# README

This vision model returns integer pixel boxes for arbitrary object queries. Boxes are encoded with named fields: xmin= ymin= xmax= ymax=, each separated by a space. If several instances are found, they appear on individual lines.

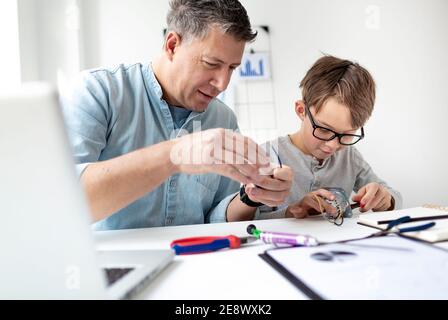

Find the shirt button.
xmin=170 ymin=181 xmax=177 ymax=188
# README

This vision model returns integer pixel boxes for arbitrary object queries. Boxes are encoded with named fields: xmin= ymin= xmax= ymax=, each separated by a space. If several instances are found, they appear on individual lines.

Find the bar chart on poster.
xmin=239 ymin=51 xmax=270 ymax=80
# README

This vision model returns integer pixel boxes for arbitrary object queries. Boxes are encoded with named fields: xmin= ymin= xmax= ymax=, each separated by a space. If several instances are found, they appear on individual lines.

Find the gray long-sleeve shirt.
xmin=256 ymin=135 xmax=403 ymax=219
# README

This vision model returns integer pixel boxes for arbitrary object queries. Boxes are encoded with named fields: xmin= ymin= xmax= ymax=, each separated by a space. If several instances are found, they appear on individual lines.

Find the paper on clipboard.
xmin=260 ymin=235 xmax=448 ymax=300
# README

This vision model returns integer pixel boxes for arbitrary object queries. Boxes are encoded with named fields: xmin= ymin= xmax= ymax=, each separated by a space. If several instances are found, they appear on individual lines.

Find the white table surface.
xmin=94 ymin=215 xmax=448 ymax=300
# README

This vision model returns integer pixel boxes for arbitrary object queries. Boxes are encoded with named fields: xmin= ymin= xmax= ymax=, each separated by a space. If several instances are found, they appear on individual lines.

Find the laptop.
xmin=0 ymin=83 xmax=174 ymax=299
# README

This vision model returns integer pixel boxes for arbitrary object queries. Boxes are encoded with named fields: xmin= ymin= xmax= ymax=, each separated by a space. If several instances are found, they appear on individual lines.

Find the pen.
xmin=247 ymin=224 xmax=319 ymax=247
xmin=270 ymin=146 xmax=282 ymax=211
xmin=270 ymin=145 xmax=282 ymax=168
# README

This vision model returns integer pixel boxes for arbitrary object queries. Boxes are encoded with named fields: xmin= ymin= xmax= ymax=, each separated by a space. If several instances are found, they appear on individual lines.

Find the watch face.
xmin=240 ymin=185 xmax=263 ymax=207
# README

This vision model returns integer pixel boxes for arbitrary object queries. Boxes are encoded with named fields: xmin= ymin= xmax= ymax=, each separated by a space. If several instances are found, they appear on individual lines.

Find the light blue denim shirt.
xmin=62 ymin=63 xmax=240 ymax=230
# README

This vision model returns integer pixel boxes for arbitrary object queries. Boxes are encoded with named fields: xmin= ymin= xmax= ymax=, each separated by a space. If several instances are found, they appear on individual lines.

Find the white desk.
xmin=94 ymin=216 xmax=448 ymax=300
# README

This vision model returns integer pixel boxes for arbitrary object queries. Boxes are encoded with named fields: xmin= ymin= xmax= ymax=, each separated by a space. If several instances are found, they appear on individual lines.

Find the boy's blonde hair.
xmin=300 ymin=55 xmax=376 ymax=128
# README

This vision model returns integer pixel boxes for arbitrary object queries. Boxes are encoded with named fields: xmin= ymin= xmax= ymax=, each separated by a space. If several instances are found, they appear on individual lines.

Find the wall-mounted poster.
xmin=238 ymin=52 xmax=271 ymax=80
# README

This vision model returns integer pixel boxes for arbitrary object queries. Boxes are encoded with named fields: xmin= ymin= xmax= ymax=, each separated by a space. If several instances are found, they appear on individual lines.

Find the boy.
xmin=231 ymin=55 xmax=402 ymax=220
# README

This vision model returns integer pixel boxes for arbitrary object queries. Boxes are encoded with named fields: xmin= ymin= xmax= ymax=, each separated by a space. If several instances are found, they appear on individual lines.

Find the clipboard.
xmin=259 ymin=235 xmax=448 ymax=300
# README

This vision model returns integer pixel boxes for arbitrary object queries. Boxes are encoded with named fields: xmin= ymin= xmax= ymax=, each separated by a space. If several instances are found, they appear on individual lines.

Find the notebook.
xmin=357 ymin=206 xmax=448 ymax=243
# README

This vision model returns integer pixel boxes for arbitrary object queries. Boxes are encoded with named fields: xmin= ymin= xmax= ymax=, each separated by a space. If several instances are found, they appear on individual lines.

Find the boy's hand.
xmin=352 ymin=182 xmax=393 ymax=212
xmin=244 ymin=166 xmax=293 ymax=207
xmin=285 ymin=189 xmax=337 ymax=219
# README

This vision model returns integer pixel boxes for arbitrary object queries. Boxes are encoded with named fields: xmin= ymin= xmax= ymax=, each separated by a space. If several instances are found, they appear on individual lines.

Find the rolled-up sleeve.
xmin=205 ymin=177 xmax=240 ymax=223
xmin=61 ymin=72 xmax=110 ymax=177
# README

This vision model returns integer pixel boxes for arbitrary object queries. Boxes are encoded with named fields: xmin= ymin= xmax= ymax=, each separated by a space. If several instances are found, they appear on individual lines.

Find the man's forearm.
xmin=226 ymin=195 xmax=257 ymax=222
xmin=81 ymin=140 xmax=177 ymax=222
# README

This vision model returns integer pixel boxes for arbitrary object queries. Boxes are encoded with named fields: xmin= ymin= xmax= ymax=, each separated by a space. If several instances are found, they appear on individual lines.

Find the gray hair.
xmin=167 ymin=0 xmax=257 ymax=42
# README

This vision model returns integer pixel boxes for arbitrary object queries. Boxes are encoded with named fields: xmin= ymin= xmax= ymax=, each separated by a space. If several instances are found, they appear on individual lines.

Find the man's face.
xmin=168 ymin=26 xmax=245 ymax=111
xmin=299 ymin=98 xmax=360 ymax=160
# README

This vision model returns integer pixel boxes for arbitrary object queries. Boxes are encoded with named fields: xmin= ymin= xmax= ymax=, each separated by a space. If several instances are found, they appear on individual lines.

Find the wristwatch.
xmin=239 ymin=185 xmax=263 ymax=207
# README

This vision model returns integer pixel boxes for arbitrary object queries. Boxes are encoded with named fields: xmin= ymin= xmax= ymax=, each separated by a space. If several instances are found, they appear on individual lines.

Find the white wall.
xmin=0 ymin=0 xmax=21 ymax=87
xmin=17 ymin=0 xmax=83 ymax=83
xmin=16 ymin=0 xmax=39 ymax=82
xmin=17 ymin=0 xmax=448 ymax=208
xmin=80 ymin=0 xmax=169 ymax=69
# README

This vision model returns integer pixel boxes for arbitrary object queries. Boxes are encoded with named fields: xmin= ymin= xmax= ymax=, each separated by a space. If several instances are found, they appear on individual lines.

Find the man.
xmin=63 ymin=0 xmax=292 ymax=230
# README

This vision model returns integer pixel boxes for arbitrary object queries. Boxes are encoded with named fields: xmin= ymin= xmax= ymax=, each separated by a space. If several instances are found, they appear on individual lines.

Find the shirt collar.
xmin=145 ymin=63 xmax=203 ymax=118
xmin=146 ymin=63 xmax=164 ymax=100
xmin=286 ymin=134 xmax=330 ymax=167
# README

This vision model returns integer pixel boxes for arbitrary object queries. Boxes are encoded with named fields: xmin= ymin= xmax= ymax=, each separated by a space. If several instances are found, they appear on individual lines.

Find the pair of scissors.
xmin=170 ymin=235 xmax=257 ymax=255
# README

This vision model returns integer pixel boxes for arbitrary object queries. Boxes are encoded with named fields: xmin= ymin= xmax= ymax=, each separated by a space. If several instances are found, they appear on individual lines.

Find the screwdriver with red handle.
xmin=170 ymin=235 xmax=257 ymax=255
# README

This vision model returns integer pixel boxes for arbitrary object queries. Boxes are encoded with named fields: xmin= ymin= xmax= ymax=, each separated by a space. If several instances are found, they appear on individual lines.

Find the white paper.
xmin=266 ymin=235 xmax=448 ymax=299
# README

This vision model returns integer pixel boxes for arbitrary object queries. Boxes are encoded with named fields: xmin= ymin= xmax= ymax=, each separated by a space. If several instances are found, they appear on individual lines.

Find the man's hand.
xmin=244 ymin=166 xmax=293 ymax=207
xmin=352 ymin=182 xmax=393 ymax=212
xmin=170 ymin=128 xmax=271 ymax=185
xmin=285 ymin=189 xmax=337 ymax=219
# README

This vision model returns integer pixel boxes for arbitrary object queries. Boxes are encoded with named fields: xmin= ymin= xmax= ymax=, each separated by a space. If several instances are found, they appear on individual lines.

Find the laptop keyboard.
xmin=103 ymin=268 xmax=134 ymax=287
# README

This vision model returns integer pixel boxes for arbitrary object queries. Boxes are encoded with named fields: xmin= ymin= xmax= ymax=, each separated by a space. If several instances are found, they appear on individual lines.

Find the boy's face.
xmin=165 ymin=26 xmax=245 ymax=112
xmin=296 ymin=97 xmax=361 ymax=160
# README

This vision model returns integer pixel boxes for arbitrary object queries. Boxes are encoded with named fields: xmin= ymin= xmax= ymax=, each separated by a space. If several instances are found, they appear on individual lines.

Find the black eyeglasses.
xmin=304 ymin=105 xmax=364 ymax=146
